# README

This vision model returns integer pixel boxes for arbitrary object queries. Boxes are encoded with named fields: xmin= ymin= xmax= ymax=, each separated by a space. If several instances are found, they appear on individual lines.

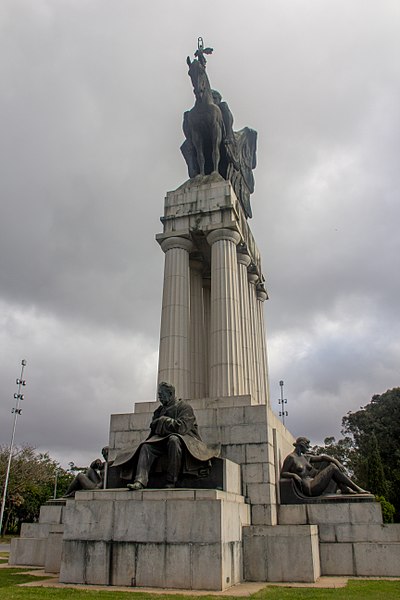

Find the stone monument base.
xmin=278 ymin=501 xmax=400 ymax=577
xmin=59 ymin=488 xmax=250 ymax=591
xmin=9 ymin=500 xmax=65 ymax=572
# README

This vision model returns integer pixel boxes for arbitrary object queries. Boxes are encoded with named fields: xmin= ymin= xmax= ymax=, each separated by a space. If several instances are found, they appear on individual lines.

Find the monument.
xmin=10 ymin=39 xmax=400 ymax=589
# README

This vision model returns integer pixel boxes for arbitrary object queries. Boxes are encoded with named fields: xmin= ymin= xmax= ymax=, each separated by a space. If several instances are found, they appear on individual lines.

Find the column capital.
xmin=207 ymin=228 xmax=241 ymax=247
xmin=237 ymin=250 xmax=252 ymax=268
xmin=248 ymin=263 xmax=260 ymax=285
xmin=256 ymin=283 xmax=269 ymax=302
xmin=160 ymin=236 xmax=193 ymax=254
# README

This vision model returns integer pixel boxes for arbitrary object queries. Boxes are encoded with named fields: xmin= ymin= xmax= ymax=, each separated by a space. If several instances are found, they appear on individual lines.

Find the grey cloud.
xmin=0 ymin=1 xmax=399 ymax=465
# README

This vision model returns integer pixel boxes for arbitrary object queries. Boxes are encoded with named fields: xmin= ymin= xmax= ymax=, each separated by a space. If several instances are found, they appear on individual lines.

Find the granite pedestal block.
xmin=59 ymin=488 xmax=250 ymax=591
xmin=278 ymin=500 xmax=400 ymax=577
xmin=9 ymin=500 xmax=65 ymax=569
xmin=243 ymin=524 xmax=320 ymax=582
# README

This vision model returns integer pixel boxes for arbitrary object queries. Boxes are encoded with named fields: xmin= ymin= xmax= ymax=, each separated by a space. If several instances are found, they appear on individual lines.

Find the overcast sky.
xmin=0 ymin=1 xmax=399 ymax=468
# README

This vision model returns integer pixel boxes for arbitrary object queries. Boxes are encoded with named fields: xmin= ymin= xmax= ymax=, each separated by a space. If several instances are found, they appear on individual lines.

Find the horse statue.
xmin=181 ymin=40 xmax=258 ymax=219
xmin=182 ymin=54 xmax=224 ymax=176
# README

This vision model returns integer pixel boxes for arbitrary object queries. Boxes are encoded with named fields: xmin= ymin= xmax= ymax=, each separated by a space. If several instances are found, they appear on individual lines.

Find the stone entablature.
xmin=158 ymin=176 xmax=262 ymax=276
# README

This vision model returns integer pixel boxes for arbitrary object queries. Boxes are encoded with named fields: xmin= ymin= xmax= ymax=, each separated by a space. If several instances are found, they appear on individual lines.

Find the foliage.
xmin=311 ymin=435 xmax=356 ymax=474
xmin=366 ymin=433 xmax=387 ymax=497
xmin=342 ymin=387 xmax=400 ymax=520
xmin=376 ymin=496 xmax=396 ymax=524
xmin=0 ymin=445 xmax=73 ymax=535
xmin=313 ymin=388 xmax=400 ymax=522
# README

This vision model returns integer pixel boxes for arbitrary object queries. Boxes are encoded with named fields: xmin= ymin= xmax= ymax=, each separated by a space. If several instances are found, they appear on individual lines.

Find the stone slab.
xmin=20 ymin=522 xmax=51 ymax=539
xmin=279 ymin=501 xmax=382 ymax=526
xmin=45 ymin=531 xmax=64 ymax=573
xmin=243 ymin=524 xmax=320 ymax=582
xmin=319 ymin=522 xmax=400 ymax=543
xmin=320 ymin=543 xmax=354 ymax=575
xmin=354 ymin=542 xmax=400 ymax=576
xmin=39 ymin=503 xmax=65 ymax=524
xmin=9 ymin=537 xmax=47 ymax=566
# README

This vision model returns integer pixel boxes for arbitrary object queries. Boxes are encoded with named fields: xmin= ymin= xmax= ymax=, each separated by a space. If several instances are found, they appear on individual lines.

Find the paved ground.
xmin=2 ymin=562 xmax=399 ymax=595
xmin=16 ymin=570 xmax=350 ymax=594
xmin=0 ymin=544 xmax=10 ymax=552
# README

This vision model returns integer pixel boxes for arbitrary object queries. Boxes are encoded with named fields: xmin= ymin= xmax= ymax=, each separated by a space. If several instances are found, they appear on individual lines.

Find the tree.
xmin=366 ymin=432 xmax=387 ymax=497
xmin=313 ymin=388 xmax=400 ymax=522
xmin=311 ymin=435 xmax=356 ymax=474
xmin=342 ymin=387 xmax=400 ymax=519
xmin=0 ymin=445 xmax=73 ymax=534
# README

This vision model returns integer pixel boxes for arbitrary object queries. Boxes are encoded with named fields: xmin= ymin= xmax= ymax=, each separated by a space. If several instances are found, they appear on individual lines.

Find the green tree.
xmin=342 ymin=387 xmax=400 ymax=519
xmin=0 ymin=445 xmax=73 ymax=534
xmin=366 ymin=432 xmax=387 ymax=497
xmin=311 ymin=435 xmax=356 ymax=474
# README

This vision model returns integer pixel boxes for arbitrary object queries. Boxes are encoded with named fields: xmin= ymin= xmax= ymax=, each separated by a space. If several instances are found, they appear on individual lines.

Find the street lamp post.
xmin=278 ymin=379 xmax=288 ymax=426
xmin=0 ymin=360 xmax=27 ymax=536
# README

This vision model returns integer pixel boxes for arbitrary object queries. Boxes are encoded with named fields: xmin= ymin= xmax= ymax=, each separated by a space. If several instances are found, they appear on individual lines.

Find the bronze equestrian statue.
xmin=181 ymin=38 xmax=257 ymax=219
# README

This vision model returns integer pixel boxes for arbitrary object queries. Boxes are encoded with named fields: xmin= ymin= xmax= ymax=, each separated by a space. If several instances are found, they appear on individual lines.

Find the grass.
xmin=0 ymin=534 xmax=18 ymax=544
xmin=0 ymin=567 xmax=399 ymax=600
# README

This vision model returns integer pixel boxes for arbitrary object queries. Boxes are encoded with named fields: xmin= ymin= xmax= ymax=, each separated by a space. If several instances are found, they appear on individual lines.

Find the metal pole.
xmin=278 ymin=379 xmax=288 ymax=426
xmin=0 ymin=360 xmax=27 ymax=536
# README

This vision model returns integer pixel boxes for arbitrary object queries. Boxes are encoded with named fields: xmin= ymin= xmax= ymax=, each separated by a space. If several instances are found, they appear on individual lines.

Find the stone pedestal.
xmin=59 ymin=488 xmax=250 ymax=591
xmin=9 ymin=500 xmax=65 ymax=572
xmin=243 ymin=524 xmax=320 ymax=582
xmin=279 ymin=502 xmax=400 ymax=577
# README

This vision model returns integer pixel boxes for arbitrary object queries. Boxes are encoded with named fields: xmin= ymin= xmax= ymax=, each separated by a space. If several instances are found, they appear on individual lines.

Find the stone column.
xmin=202 ymin=276 xmax=211 ymax=398
xmin=248 ymin=269 xmax=260 ymax=403
xmin=207 ymin=228 xmax=244 ymax=397
xmin=158 ymin=236 xmax=193 ymax=399
xmin=189 ymin=258 xmax=206 ymax=399
xmin=237 ymin=246 xmax=253 ymax=398
xmin=256 ymin=283 xmax=269 ymax=406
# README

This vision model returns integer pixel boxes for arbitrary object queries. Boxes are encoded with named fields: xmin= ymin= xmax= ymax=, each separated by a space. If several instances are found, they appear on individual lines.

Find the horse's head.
xmin=187 ymin=57 xmax=211 ymax=103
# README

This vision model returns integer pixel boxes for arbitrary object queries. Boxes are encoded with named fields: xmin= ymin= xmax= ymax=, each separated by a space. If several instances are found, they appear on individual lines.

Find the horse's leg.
xmin=192 ymin=131 xmax=205 ymax=175
xmin=211 ymin=126 xmax=222 ymax=174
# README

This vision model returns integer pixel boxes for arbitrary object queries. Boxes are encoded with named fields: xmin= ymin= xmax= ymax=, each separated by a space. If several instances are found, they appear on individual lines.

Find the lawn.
xmin=0 ymin=566 xmax=399 ymax=600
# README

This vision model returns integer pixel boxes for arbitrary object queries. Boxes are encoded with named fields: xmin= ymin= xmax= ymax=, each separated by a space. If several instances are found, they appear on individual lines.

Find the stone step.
xmin=321 ymin=541 xmax=400 ymax=577
xmin=319 ymin=522 xmax=400 ymax=543
xmin=243 ymin=524 xmax=320 ymax=583
xmin=278 ymin=501 xmax=383 ymax=526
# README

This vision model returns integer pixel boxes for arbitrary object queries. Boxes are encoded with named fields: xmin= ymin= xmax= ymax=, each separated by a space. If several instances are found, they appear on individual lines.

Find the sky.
xmin=0 ymin=0 xmax=399 ymax=468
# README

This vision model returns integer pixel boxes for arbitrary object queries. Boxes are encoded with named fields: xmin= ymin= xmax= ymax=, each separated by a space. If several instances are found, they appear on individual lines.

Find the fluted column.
xmin=256 ymin=283 xmax=269 ymax=405
xmin=158 ymin=236 xmax=193 ymax=399
xmin=189 ymin=258 xmax=206 ymax=399
xmin=248 ymin=269 xmax=260 ymax=403
xmin=237 ymin=246 xmax=253 ymax=398
xmin=202 ymin=276 xmax=211 ymax=398
xmin=207 ymin=228 xmax=244 ymax=397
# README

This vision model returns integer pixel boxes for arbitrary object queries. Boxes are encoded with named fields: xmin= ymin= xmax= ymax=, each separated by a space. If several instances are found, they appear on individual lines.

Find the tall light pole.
xmin=0 ymin=360 xmax=27 ymax=536
xmin=278 ymin=379 xmax=288 ymax=426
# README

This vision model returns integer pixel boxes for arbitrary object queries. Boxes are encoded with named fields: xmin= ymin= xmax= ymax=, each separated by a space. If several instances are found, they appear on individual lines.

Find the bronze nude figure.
xmin=63 ymin=447 xmax=109 ymax=497
xmin=281 ymin=437 xmax=369 ymax=497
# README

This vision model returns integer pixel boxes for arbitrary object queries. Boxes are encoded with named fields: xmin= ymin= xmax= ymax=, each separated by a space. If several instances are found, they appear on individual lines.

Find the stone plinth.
xmin=59 ymin=488 xmax=250 ymax=591
xmin=243 ymin=524 xmax=320 ymax=582
xmin=9 ymin=500 xmax=65 ymax=571
xmin=278 ymin=501 xmax=400 ymax=577
xmin=109 ymin=396 xmax=295 ymax=527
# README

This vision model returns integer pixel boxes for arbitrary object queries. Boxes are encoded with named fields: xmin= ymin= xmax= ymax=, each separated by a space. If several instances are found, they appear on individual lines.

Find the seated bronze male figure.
xmin=113 ymin=382 xmax=219 ymax=490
